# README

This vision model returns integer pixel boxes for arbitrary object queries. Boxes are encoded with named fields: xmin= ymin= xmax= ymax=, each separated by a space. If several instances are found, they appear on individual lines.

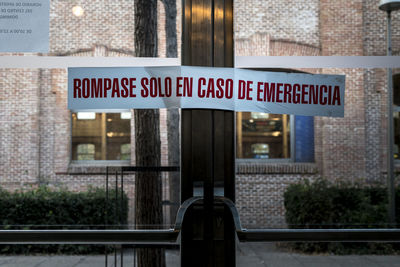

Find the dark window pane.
xmin=295 ymin=116 xmax=314 ymax=162
xmin=394 ymin=74 xmax=400 ymax=107
xmin=395 ymin=112 xmax=400 ymax=160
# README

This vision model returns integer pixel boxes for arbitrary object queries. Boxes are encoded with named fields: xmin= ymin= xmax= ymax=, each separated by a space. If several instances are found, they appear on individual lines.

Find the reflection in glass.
xmin=72 ymin=5 xmax=84 ymax=17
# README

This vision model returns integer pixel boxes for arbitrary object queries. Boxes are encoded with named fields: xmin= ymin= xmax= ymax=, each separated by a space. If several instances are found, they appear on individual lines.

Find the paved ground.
xmin=236 ymin=243 xmax=400 ymax=267
xmin=1 ymin=243 xmax=400 ymax=266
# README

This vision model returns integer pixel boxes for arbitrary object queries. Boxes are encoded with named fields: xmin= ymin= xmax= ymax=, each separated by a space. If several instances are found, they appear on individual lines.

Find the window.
xmin=237 ymin=112 xmax=290 ymax=159
xmin=71 ymin=112 xmax=131 ymax=161
xmin=236 ymin=112 xmax=314 ymax=162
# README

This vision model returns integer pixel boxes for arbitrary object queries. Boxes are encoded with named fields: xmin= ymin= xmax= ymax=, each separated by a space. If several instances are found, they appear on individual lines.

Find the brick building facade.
xmin=1 ymin=0 xmax=399 ymax=227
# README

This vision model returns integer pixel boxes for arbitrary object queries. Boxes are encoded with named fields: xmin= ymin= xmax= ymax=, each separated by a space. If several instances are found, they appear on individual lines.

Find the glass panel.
xmin=0 ymin=0 xmax=182 ymax=264
xmin=1 ymin=0 xmax=400 ymax=263
xmin=237 ymin=112 xmax=290 ymax=159
xmin=236 ymin=68 xmax=397 ymax=232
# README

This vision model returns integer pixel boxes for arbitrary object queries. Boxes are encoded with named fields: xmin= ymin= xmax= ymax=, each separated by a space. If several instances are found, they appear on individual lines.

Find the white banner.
xmin=0 ymin=0 xmax=49 ymax=52
xmin=68 ymin=66 xmax=345 ymax=117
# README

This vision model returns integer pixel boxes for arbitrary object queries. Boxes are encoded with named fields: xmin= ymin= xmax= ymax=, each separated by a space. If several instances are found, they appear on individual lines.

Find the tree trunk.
xmin=134 ymin=110 xmax=165 ymax=267
xmin=161 ymin=0 xmax=177 ymax=58
xmin=134 ymin=0 xmax=165 ymax=266
xmin=167 ymin=109 xmax=180 ymax=224
xmin=160 ymin=0 xmax=180 ymax=225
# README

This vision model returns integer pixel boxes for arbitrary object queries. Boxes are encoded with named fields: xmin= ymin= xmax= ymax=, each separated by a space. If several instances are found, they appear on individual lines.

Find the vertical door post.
xmin=181 ymin=0 xmax=235 ymax=266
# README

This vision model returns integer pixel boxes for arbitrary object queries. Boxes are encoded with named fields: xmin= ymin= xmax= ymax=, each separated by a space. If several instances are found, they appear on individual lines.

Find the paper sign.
xmin=68 ymin=66 xmax=345 ymax=117
xmin=0 ymin=0 xmax=49 ymax=52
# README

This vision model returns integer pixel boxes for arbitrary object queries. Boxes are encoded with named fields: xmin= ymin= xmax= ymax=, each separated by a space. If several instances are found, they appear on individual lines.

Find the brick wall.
xmin=234 ymin=0 xmax=320 ymax=47
xmin=236 ymin=172 xmax=320 ymax=227
xmin=0 ymin=69 xmax=41 ymax=188
xmin=50 ymin=0 xmax=135 ymax=54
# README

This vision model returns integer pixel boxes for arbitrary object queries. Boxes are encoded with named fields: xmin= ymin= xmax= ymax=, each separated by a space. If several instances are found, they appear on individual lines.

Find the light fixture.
xmin=121 ymin=112 xmax=132 ymax=119
xmin=251 ymin=112 xmax=269 ymax=119
xmin=77 ymin=112 xmax=95 ymax=120
xmin=379 ymin=0 xmax=400 ymax=11
xmin=72 ymin=5 xmax=84 ymax=17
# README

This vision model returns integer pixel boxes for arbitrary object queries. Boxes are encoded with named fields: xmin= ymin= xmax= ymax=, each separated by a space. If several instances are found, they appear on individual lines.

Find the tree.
xmin=160 ymin=0 xmax=180 ymax=225
xmin=134 ymin=0 xmax=165 ymax=266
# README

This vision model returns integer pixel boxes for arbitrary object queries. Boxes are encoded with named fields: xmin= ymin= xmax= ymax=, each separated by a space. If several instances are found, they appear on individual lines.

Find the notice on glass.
xmin=0 ymin=0 xmax=49 ymax=52
xmin=68 ymin=66 xmax=346 ymax=117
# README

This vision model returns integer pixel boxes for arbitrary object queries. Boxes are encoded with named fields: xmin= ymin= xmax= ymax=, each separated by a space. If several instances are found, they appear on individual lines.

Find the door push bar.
xmin=0 ymin=196 xmax=400 ymax=244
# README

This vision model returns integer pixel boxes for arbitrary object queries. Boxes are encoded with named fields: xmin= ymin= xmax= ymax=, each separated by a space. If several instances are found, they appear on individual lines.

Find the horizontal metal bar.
xmin=2 ymin=55 xmax=400 ymax=69
xmin=121 ymin=166 xmax=180 ymax=172
xmin=0 ymin=56 xmax=180 ymax=68
xmin=235 ymin=56 xmax=400 ymax=68
xmin=122 ymin=244 xmax=179 ymax=249
xmin=0 ymin=230 xmax=179 ymax=245
xmin=1 ymin=229 xmax=400 ymax=244
xmin=237 ymin=229 xmax=400 ymax=242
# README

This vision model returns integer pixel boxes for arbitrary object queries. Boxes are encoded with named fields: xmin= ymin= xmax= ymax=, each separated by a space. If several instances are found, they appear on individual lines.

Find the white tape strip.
xmin=235 ymin=56 xmax=400 ymax=69
xmin=1 ymin=56 xmax=398 ymax=69
xmin=0 ymin=56 xmax=180 ymax=68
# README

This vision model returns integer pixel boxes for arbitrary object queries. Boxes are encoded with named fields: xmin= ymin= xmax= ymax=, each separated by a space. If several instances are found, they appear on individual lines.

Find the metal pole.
xmin=386 ymin=10 xmax=396 ymax=225
xmin=120 ymin=169 xmax=124 ymax=267
xmin=105 ymin=166 xmax=109 ymax=267
xmin=120 ymin=170 xmax=123 ymax=225
xmin=115 ymin=171 xmax=119 ymax=226
xmin=115 ymin=171 xmax=118 ymax=265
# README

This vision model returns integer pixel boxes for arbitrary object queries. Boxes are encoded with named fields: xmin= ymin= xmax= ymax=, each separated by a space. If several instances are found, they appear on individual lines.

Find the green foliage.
xmin=284 ymin=179 xmax=400 ymax=254
xmin=0 ymin=186 xmax=128 ymax=254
